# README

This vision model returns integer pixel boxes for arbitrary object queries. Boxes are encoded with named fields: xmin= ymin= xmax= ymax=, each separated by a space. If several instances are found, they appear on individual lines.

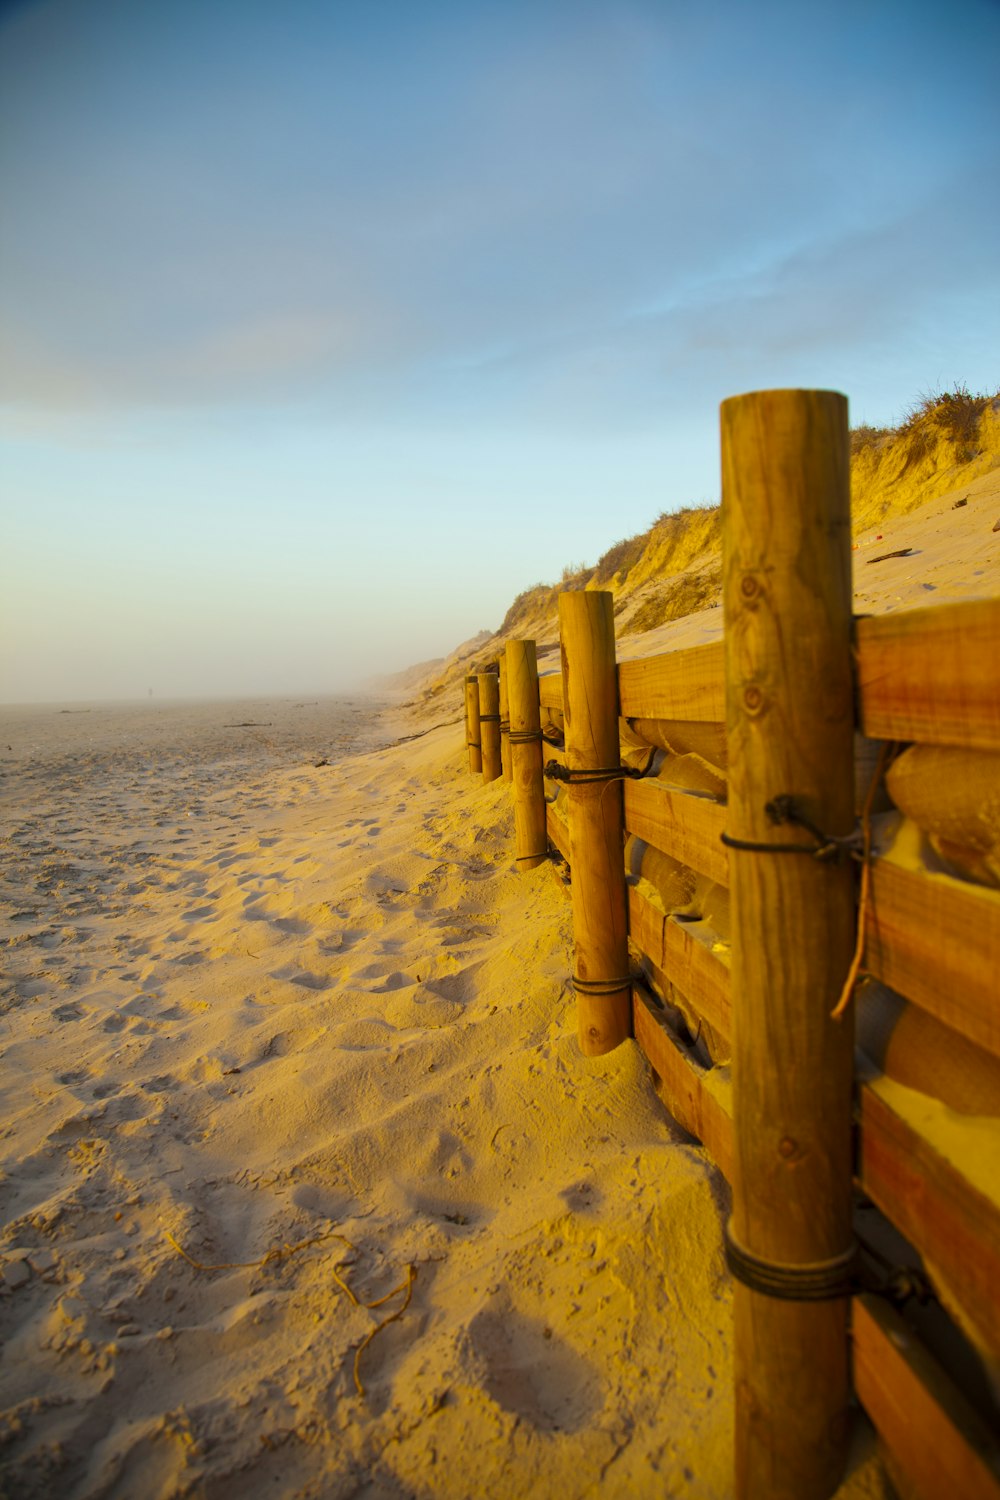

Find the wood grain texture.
xmin=498 ymin=657 xmax=512 ymax=782
xmin=856 ymin=599 xmax=1000 ymax=750
xmin=624 ymin=779 xmax=728 ymax=887
xmin=852 ymin=1294 xmax=1000 ymax=1500
xmin=477 ymin=672 xmax=502 ymax=783
xmin=857 ymin=1081 xmax=1000 ymax=1361
xmin=723 ymin=388 xmax=855 ymax=1499
xmin=865 ymin=855 xmax=1000 ymax=1060
xmin=505 ymin=640 xmax=547 ymax=871
xmin=538 ymin=671 xmax=564 ymax=710
xmin=559 ymin=591 xmax=631 ymax=1055
xmin=618 ymin=639 xmax=725 ymax=722
xmin=464 ymin=675 xmax=482 ymax=775
xmin=632 ymin=986 xmax=733 ymax=1181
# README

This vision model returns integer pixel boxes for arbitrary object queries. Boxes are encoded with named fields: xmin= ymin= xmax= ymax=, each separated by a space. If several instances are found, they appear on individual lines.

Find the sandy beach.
xmin=3 ymin=0 xmax=997 ymax=1486
xmin=2 ymin=470 xmax=998 ymax=1498
xmin=0 ymin=694 xmax=746 ymax=1499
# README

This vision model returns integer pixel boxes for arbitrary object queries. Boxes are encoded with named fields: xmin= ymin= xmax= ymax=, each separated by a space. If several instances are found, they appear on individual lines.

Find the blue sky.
xmin=2 ymin=0 xmax=998 ymax=702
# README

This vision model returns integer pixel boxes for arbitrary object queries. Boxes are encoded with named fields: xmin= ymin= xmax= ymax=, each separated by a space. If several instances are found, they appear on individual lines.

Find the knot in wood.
xmin=740 ymin=573 xmax=760 ymax=601
xmin=743 ymin=685 xmax=765 ymax=715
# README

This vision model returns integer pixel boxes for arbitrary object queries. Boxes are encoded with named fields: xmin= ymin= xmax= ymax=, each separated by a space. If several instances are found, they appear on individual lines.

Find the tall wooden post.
xmin=498 ymin=657 xmax=513 ymax=782
xmin=722 ymin=390 xmax=855 ymax=1498
xmin=464 ymin=675 xmax=482 ymax=774
xmin=559 ymin=591 xmax=631 ymax=1056
xmin=478 ymin=671 xmax=502 ymax=783
xmin=505 ymin=640 xmax=547 ymax=870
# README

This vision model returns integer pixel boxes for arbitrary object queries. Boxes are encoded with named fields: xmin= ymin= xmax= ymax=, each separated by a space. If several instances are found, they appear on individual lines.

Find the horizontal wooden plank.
xmin=855 ymin=599 xmax=1000 ymax=750
xmin=866 ymin=854 xmax=1000 ymax=1061
xmin=857 ymin=1080 xmax=1000 ymax=1361
xmin=618 ymin=639 xmax=725 ymax=723
xmin=853 ymin=1294 xmax=1000 ymax=1500
xmin=538 ymin=672 xmax=564 ymax=710
xmin=632 ymin=986 xmax=733 ymax=1182
xmin=628 ymin=885 xmax=732 ymax=1048
xmin=545 ymin=799 xmax=571 ymax=864
xmin=624 ymin=779 xmax=729 ymax=887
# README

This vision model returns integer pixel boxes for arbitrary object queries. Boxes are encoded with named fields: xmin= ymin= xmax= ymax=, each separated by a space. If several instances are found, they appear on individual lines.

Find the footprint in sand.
xmin=328 ymin=1017 xmax=397 ymax=1052
xmin=315 ymin=928 xmax=364 ymax=955
xmin=384 ymin=990 xmax=462 ymax=1029
xmin=469 ymin=1302 xmax=601 ymax=1434
xmin=17 ymin=978 xmax=49 ymax=1000
xmin=52 ymin=1002 xmax=87 ymax=1023
xmin=181 ymin=904 xmax=217 ymax=922
xmin=257 ymin=1025 xmax=328 ymax=1060
xmin=140 ymin=1074 xmax=177 ymax=1094
xmin=268 ymin=966 xmax=332 ymax=992
xmin=243 ymin=896 xmax=312 ymax=937
xmin=156 ymin=999 xmax=210 ymax=1021
xmin=370 ymin=971 xmax=416 ymax=993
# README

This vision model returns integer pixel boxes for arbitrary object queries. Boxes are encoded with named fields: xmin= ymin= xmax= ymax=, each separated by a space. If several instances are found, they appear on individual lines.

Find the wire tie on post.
xmin=724 ymin=1221 xmax=858 ymax=1301
xmin=508 ymin=729 xmax=544 ymax=745
xmin=721 ymin=794 xmax=864 ymax=863
xmin=572 ymin=974 xmax=635 ymax=997
xmin=544 ymin=759 xmax=644 ymax=785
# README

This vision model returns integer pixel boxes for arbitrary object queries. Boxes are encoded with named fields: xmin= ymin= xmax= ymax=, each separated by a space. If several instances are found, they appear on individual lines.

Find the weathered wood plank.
xmin=618 ymin=639 xmax=725 ymax=723
xmin=538 ymin=671 xmax=564 ymax=710
xmin=852 ymin=1294 xmax=1000 ymax=1500
xmin=855 ymin=599 xmax=1000 ymax=750
xmin=632 ymin=986 xmax=733 ymax=1182
xmin=866 ymin=855 xmax=1000 ymax=1061
xmin=858 ymin=1081 xmax=1000 ymax=1360
xmin=624 ymin=779 xmax=728 ymax=887
xmin=627 ymin=884 xmax=732 ymax=1048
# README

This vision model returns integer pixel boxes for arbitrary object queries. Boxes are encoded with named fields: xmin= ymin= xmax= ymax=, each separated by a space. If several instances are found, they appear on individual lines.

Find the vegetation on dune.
xmin=417 ymin=386 xmax=999 ymax=702
xmin=851 ymin=385 xmax=997 ymax=466
xmin=850 ymin=384 xmax=999 ymax=529
xmin=499 ymin=583 xmax=551 ymax=636
xmin=624 ymin=562 xmax=722 ymax=633
xmin=592 ymin=530 xmax=652 ymax=586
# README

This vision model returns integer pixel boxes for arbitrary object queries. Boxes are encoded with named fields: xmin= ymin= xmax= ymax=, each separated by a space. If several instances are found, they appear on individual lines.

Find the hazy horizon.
xmin=0 ymin=685 xmax=399 ymax=710
xmin=3 ymin=0 xmax=999 ymax=703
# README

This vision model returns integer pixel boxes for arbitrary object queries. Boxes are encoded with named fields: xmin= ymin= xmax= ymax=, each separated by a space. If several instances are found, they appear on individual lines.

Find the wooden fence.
xmin=461 ymin=390 xmax=1000 ymax=1499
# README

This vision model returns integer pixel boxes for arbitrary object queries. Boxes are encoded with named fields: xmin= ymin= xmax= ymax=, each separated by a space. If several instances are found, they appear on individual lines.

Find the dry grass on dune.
xmin=418 ymin=387 xmax=1000 ymax=706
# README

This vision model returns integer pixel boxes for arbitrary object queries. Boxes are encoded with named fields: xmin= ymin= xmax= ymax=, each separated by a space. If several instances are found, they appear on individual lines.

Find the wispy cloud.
xmin=3 ymin=0 xmax=997 ymax=424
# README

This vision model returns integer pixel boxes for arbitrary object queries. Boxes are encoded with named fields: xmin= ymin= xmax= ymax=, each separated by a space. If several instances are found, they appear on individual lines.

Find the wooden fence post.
xmin=505 ymin=640 xmax=547 ymax=870
xmin=498 ymin=657 xmax=513 ymax=782
xmin=465 ymin=675 xmax=482 ymax=774
xmin=478 ymin=671 xmax=502 ymax=783
xmin=721 ymin=389 xmax=855 ymax=1498
xmin=559 ymin=590 xmax=631 ymax=1056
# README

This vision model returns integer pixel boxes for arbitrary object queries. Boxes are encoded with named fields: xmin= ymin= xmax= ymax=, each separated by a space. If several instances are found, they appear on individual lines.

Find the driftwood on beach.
xmin=462 ymin=387 xmax=1000 ymax=1500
